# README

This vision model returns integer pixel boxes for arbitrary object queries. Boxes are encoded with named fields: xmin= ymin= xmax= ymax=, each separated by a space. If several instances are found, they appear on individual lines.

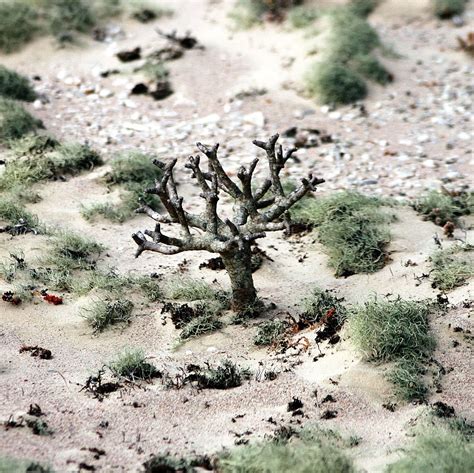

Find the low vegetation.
xmin=254 ymin=319 xmax=287 ymax=346
xmin=179 ymin=308 xmax=223 ymax=340
xmin=0 ymin=1 xmax=38 ymax=53
xmin=0 ymin=65 xmax=37 ymax=102
xmin=0 ymin=456 xmax=52 ymax=473
xmin=194 ymin=359 xmax=251 ymax=390
xmin=82 ymin=298 xmax=134 ymax=332
xmin=165 ymin=277 xmax=219 ymax=301
xmin=108 ymin=348 xmax=160 ymax=381
xmin=218 ymin=425 xmax=357 ymax=473
xmin=0 ymin=98 xmax=43 ymax=144
xmin=430 ymin=244 xmax=474 ymax=292
xmin=0 ymin=197 xmax=41 ymax=234
xmin=288 ymin=5 xmax=319 ymax=29
xmin=302 ymin=287 xmax=347 ymax=324
xmin=293 ymin=191 xmax=393 ymax=276
xmin=348 ymin=297 xmax=436 ymax=401
xmin=432 ymin=0 xmax=467 ymax=19
xmin=81 ymin=150 xmax=160 ymax=223
xmin=413 ymin=189 xmax=473 ymax=227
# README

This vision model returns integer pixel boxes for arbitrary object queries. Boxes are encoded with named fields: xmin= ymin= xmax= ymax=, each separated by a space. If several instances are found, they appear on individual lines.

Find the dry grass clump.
xmin=108 ymin=348 xmax=160 ymax=381
xmin=430 ymin=244 xmax=473 ymax=292
xmin=348 ymin=297 xmax=436 ymax=401
xmin=218 ymin=425 xmax=357 ymax=473
xmin=293 ymin=191 xmax=393 ymax=276
xmin=0 ymin=66 xmax=37 ymax=102
xmin=82 ymin=298 xmax=134 ymax=332
xmin=0 ymin=99 xmax=43 ymax=144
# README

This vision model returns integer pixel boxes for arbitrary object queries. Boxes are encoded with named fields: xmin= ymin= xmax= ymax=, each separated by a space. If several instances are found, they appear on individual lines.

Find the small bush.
xmin=0 ymin=66 xmax=36 ymax=102
xmin=348 ymin=298 xmax=435 ymax=362
xmin=352 ymin=54 xmax=393 ymax=85
xmin=288 ymin=5 xmax=319 ymax=28
xmin=293 ymin=192 xmax=392 ymax=276
xmin=195 ymin=359 xmax=251 ymax=390
xmin=0 ymin=197 xmax=40 ymax=233
xmin=83 ymin=298 xmax=134 ymax=332
xmin=305 ymin=61 xmax=367 ymax=105
xmin=106 ymin=150 xmax=161 ymax=185
xmin=302 ymin=287 xmax=347 ymax=325
xmin=431 ymin=244 xmax=474 ymax=291
xmin=413 ymin=190 xmax=473 ymax=227
xmin=0 ymin=1 xmax=39 ymax=53
xmin=108 ymin=348 xmax=160 ymax=381
xmin=180 ymin=310 xmax=223 ymax=340
xmin=432 ymin=0 xmax=466 ymax=19
xmin=387 ymin=426 xmax=474 ymax=473
xmin=0 ymin=99 xmax=43 ymax=144
xmin=254 ymin=320 xmax=287 ymax=346
xmin=46 ymin=0 xmax=95 ymax=36
xmin=387 ymin=360 xmax=428 ymax=402
xmin=166 ymin=277 xmax=218 ymax=301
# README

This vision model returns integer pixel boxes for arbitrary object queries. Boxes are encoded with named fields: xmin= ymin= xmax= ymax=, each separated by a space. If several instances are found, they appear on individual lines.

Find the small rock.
xmin=33 ymin=99 xmax=43 ymax=110
xmin=99 ymin=88 xmax=113 ymax=98
xmin=243 ymin=111 xmax=265 ymax=127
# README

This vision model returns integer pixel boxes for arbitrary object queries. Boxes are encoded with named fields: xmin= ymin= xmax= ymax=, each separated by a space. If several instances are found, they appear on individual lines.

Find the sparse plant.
xmin=430 ymin=244 xmax=473 ymax=292
xmin=293 ymin=191 xmax=393 ymax=276
xmin=0 ymin=197 xmax=41 ymax=235
xmin=194 ymin=359 xmax=251 ymax=389
xmin=108 ymin=348 xmax=160 ymax=381
xmin=387 ymin=360 xmax=428 ymax=402
xmin=0 ymin=98 xmax=43 ymax=144
xmin=165 ymin=277 xmax=218 ymax=301
xmin=432 ymin=0 xmax=467 ymax=19
xmin=302 ymin=287 xmax=347 ymax=324
xmin=348 ymin=0 xmax=380 ymax=18
xmin=0 ymin=456 xmax=53 ymax=473
xmin=254 ymin=319 xmax=287 ymax=346
xmin=133 ymin=134 xmax=324 ymax=311
xmin=0 ymin=1 xmax=39 ymax=53
xmin=45 ymin=0 xmax=95 ymax=37
xmin=0 ymin=66 xmax=37 ymax=102
xmin=82 ymin=298 xmax=134 ymax=332
xmin=179 ymin=309 xmax=223 ymax=340
xmin=351 ymin=54 xmax=393 ymax=85
xmin=288 ymin=5 xmax=319 ymax=28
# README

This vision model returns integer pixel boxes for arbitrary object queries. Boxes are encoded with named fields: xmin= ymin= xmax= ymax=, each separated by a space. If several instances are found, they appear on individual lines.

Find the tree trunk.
xmin=221 ymin=243 xmax=257 ymax=312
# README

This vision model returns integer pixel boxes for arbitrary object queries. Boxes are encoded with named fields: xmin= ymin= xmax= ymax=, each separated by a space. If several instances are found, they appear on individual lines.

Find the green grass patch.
xmin=351 ymin=54 xmax=393 ymax=85
xmin=165 ymin=277 xmax=218 ymax=301
xmin=432 ymin=0 xmax=467 ymax=19
xmin=0 ymin=1 xmax=39 ymax=53
xmin=82 ymin=298 xmax=134 ymax=332
xmin=348 ymin=297 xmax=436 ymax=401
xmin=0 ymin=98 xmax=43 ymax=144
xmin=179 ymin=307 xmax=223 ymax=340
xmin=0 ymin=197 xmax=41 ymax=234
xmin=293 ymin=191 xmax=393 ymax=277
xmin=387 ymin=424 xmax=474 ymax=473
xmin=254 ymin=319 xmax=287 ymax=346
xmin=108 ymin=348 xmax=160 ymax=381
xmin=413 ymin=190 xmax=473 ymax=227
xmin=0 ymin=65 xmax=37 ymax=102
xmin=218 ymin=425 xmax=357 ymax=473
xmin=430 ymin=244 xmax=474 ymax=292
xmin=288 ymin=5 xmax=319 ymax=28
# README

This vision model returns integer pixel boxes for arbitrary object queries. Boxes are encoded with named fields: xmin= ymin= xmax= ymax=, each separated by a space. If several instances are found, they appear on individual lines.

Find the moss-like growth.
xmin=430 ymin=244 xmax=473 ymax=292
xmin=305 ymin=61 xmax=367 ymax=105
xmin=351 ymin=54 xmax=393 ymax=85
xmin=348 ymin=297 xmax=436 ymax=401
xmin=413 ymin=190 xmax=473 ymax=227
xmin=0 ymin=1 xmax=39 ymax=53
xmin=293 ymin=192 xmax=393 ymax=277
xmin=387 ymin=425 xmax=474 ymax=473
xmin=109 ymin=348 xmax=160 ymax=381
xmin=254 ymin=320 xmax=287 ymax=346
xmin=0 ymin=99 xmax=43 ymax=144
xmin=83 ymin=298 xmax=134 ymax=332
xmin=0 ymin=66 xmax=37 ymax=102
xmin=432 ymin=0 xmax=467 ymax=19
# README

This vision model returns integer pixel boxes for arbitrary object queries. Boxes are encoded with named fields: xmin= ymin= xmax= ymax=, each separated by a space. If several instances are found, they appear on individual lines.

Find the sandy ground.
xmin=0 ymin=1 xmax=473 ymax=472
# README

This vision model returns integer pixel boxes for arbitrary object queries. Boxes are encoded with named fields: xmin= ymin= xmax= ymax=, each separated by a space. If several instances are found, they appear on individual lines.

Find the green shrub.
xmin=195 ymin=359 xmax=251 ymax=389
xmin=0 ymin=1 xmax=39 ymax=53
xmin=387 ymin=426 xmax=474 ymax=473
xmin=432 ymin=0 xmax=466 ymax=19
xmin=108 ymin=348 xmax=160 ymax=380
xmin=0 ymin=66 xmax=36 ymax=101
xmin=254 ymin=320 xmax=287 ymax=346
xmin=352 ymin=54 xmax=393 ymax=84
xmin=305 ymin=61 xmax=367 ymax=105
xmin=0 ymin=99 xmax=43 ymax=143
xmin=413 ymin=190 xmax=473 ymax=227
xmin=83 ymin=298 xmax=134 ymax=332
xmin=348 ymin=298 xmax=435 ymax=362
xmin=293 ymin=192 xmax=392 ymax=276
xmin=347 ymin=0 xmax=380 ymax=18
xmin=302 ymin=287 xmax=347 ymax=324
xmin=288 ymin=5 xmax=319 ymax=28
xmin=430 ymin=244 xmax=474 ymax=291
xmin=387 ymin=360 xmax=428 ymax=401
xmin=45 ymin=0 xmax=95 ymax=36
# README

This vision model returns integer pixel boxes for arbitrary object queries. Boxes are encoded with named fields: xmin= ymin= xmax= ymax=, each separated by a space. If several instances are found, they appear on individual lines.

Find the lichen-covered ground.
xmin=0 ymin=1 xmax=473 ymax=472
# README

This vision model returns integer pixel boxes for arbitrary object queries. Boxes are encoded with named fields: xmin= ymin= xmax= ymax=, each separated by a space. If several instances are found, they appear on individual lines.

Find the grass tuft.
xmin=432 ymin=0 xmax=467 ymax=19
xmin=179 ymin=308 xmax=223 ymax=340
xmin=413 ymin=190 xmax=473 ymax=227
xmin=0 ymin=98 xmax=43 ymax=144
xmin=195 ymin=359 xmax=251 ymax=390
xmin=288 ymin=5 xmax=319 ymax=28
xmin=293 ymin=191 xmax=393 ymax=276
xmin=430 ymin=244 xmax=473 ymax=292
xmin=0 ymin=66 xmax=37 ymax=102
xmin=108 ymin=348 xmax=160 ymax=381
xmin=347 ymin=0 xmax=380 ymax=18
xmin=0 ymin=197 xmax=41 ymax=234
xmin=165 ymin=277 xmax=218 ymax=301
xmin=0 ymin=1 xmax=38 ymax=53
xmin=302 ymin=287 xmax=347 ymax=324
xmin=83 ymin=298 xmax=134 ymax=333
xmin=254 ymin=320 xmax=287 ymax=346
xmin=46 ymin=0 xmax=95 ymax=37
xmin=351 ymin=54 xmax=393 ymax=85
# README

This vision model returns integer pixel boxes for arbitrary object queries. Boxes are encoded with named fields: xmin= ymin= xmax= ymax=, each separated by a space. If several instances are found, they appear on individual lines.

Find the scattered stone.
xmin=131 ymin=83 xmax=149 ymax=95
xmin=117 ymin=47 xmax=141 ymax=63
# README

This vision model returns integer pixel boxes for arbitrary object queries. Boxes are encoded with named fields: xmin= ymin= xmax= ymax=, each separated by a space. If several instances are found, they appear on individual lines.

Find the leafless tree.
xmin=132 ymin=134 xmax=324 ymax=311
